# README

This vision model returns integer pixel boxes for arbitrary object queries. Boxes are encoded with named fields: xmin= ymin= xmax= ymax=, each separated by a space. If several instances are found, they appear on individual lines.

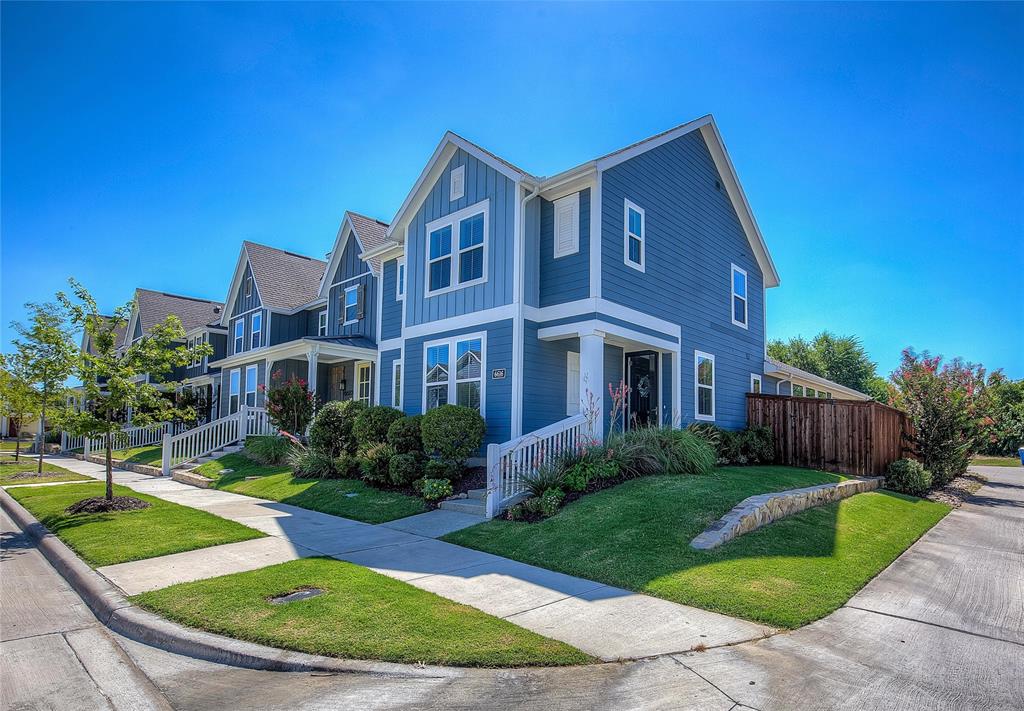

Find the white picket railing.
xmin=64 ymin=422 xmax=177 ymax=457
xmin=485 ymin=413 xmax=588 ymax=517
xmin=161 ymin=406 xmax=273 ymax=475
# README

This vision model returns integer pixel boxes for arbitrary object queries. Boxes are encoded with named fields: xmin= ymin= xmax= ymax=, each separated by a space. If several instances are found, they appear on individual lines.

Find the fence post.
xmin=239 ymin=405 xmax=248 ymax=442
xmin=484 ymin=443 xmax=500 ymax=519
xmin=161 ymin=433 xmax=172 ymax=476
xmin=84 ymin=436 xmax=91 ymax=459
xmin=60 ymin=431 xmax=67 ymax=452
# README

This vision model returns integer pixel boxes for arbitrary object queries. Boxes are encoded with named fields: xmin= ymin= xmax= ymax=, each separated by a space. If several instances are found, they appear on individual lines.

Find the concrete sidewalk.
xmin=39 ymin=455 xmax=772 ymax=661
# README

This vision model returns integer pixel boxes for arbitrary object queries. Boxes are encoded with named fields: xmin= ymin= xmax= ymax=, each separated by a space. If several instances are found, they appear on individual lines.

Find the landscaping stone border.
xmin=171 ymin=468 xmax=213 ymax=489
xmin=72 ymin=453 xmax=163 ymax=478
xmin=0 ymin=487 xmax=461 ymax=677
xmin=690 ymin=477 xmax=884 ymax=550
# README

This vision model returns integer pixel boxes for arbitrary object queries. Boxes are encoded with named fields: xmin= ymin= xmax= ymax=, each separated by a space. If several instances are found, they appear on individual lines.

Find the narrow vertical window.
xmin=455 ymin=338 xmax=482 ymax=411
xmin=229 ymin=369 xmax=240 ymax=414
xmin=751 ymin=374 xmax=762 ymax=394
xmin=355 ymin=363 xmax=371 ymax=404
xmin=427 ymin=226 xmax=452 ymax=292
xmin=392 ymin=361 xmax=402 ymax=409
xmin=233 ymin=320 xmax=244 ymax=353
xmin=624 ymin=199 xmax=645 ymax=271
xmin=244 ymin=276 xmax=252 ymax=298
xmin=250 ymin=312 xmax=262 ymax=349
xmin=553 ymin=193 xmax=580 ymax=258
xmin=457 ymin=214 xmax=485 ymax=284
xmin=731 ymin=264 xmax=748 ymax=328
xmin=566 ymin=351 xmax=581 ymax=415
xmin=318 ymin=310 xmax=328 ymax=336
xmin=245 ymin=365 xmax=258 ymax=407
xmin=396 ymin=258 xmax=406 ymax=300
xmin=695 ymin=351 xmax=715 ymax=421
xmin=425 ymin=344 xmax=450 ymax=410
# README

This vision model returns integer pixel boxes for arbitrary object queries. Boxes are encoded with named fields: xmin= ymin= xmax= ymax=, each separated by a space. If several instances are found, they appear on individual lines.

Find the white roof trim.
xmin=763 ymin=358 xmax=871 ymax=400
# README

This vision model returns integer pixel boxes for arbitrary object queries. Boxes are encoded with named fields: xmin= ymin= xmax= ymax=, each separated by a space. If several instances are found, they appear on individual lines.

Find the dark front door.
xmin=626 ymin=351 xmax=659 ymax=429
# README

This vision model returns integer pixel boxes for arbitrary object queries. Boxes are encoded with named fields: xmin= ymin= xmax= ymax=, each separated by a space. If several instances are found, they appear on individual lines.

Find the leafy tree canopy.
xmin=768 ymin=331 xmax=887 ymax=400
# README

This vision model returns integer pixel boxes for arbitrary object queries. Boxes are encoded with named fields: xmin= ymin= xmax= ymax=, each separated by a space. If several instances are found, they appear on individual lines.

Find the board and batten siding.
xmin=601 ymin=130 xmax=765 ymax=429
xmin=380 ymin=259 xmax=403 ymax=341
xmin=269 ymin=310 xmax=317 ymax=346
xmin=404 ymin=148 xmax=516 ymax=327
xmin=231 ymin=262 xmax=261 ymax=316
xmin=377 ymin=348 xmax=402 ymax=408
xmin=402 ymin=319 xmax=513 ymax=447
xmin=326 ymin=235 xmax=377 ymax=342
xmin=217 ymin=359 xmax=266 ymax=418
xmin=538 ymin=188 xmax=590 ymax=307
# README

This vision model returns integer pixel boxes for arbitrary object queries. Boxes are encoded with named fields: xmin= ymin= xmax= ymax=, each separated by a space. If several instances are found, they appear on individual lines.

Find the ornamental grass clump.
xmin=243 ymin=435 xmax=294 ymax=465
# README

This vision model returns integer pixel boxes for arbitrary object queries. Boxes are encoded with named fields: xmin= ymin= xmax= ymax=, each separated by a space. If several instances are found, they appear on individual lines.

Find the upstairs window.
xmin=318 ymin=310 xmax=328 ymax=336
xmin=425 ymin=200 xmax=489 ymax=295
xmin=450 ymin=165 xmax=465 ymax=201
xmin=695 ymin=351 xmax=715 ymax=421
xmin=233 ymin=319 xmax=244 ymax=354
xmin=553 ymin=193 xmax=580 ymax=258
xmin=624 ymin=199 xmax=645 ymax=271
xmin=250 ymin=312 xmax=262 ymax=349
xmin=731 ymin=264 xmax=748 ymax=328
xmin=396 ymin=258 xmax=406 ymax=300
xmin=344 ymin=286 xmax=359 ymax=324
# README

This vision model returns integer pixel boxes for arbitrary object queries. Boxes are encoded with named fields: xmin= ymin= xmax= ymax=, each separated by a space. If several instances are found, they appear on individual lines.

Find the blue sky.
xmin=2 ymin=2 xmax=1021 ymax=379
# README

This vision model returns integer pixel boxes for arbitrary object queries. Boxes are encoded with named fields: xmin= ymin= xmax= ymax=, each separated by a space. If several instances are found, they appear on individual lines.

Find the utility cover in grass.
xmin=132 ymin=557 xmax=592 ymax=668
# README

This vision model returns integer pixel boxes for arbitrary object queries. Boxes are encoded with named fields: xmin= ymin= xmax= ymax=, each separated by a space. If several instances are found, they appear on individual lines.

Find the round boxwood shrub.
xmin=886 ymin=458 xmax=932 ymax=497
xmin=353 ymin=406 xmax=404 ymax=447
xmin=425 ymin=458 xmax=462 ymax=481
xmin=309 ymin=400 xmax=366 ymax=457
xmin=387 ymin=415 xmax=423 ymax=455
xmin=388 ymin=452 xmax=421 ymax=487
xmin=421 ymin=405 xmax=486 ymax=466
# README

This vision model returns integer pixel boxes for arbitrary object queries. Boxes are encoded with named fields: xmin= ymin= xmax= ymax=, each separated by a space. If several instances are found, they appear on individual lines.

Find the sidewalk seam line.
xmin=844 ymin=605 xmax=1023 ymax=647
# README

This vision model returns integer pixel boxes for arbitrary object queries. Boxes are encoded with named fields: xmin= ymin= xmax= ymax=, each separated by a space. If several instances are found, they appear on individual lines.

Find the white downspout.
xmin=511 ymin=178 xmax=542 ymax=439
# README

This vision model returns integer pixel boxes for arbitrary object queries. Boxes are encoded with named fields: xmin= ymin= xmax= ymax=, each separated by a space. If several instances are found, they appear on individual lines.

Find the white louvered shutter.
xmin=553 ymin=193 xmax=580 ymax=258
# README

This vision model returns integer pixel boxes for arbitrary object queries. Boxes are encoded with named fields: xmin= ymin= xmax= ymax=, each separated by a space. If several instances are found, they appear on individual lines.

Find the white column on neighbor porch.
xmin=306 ymin=346 xmax=320 ymax=400
xmin=580 ymin=332 xmax=605 ymax=442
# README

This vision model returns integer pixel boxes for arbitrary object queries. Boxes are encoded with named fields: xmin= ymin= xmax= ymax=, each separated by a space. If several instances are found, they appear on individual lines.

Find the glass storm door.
xmin=626 ymin=351 xmax=659 ymax=429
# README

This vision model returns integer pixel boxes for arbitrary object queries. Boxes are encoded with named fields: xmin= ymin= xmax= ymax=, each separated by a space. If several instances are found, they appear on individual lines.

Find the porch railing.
xmin=161 ymin=406 xmax=273 ymax=475
xmin=63 ymin=422 xmax=177 ymax=457
xmin=485 ymin=413 xmax=588 ymax=518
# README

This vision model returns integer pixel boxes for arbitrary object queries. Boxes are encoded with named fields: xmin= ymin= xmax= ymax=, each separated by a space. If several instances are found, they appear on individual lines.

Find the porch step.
xmin=438 ymin=498 xmax=486 ymax=516
xmin=221 ymin=444 xmax=243 ymax=453
xmin=466 ymin=488 xmax=487 ymax=501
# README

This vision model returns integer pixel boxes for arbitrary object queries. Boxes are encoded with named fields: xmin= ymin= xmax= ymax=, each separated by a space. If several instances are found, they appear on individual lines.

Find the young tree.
xmin=56 ymin=280 xmax=211 ymax=506
xmin=8 ymin=302 xmax=78 ymax=473
xmin=0 ymin=363 xmax=39 ymax=462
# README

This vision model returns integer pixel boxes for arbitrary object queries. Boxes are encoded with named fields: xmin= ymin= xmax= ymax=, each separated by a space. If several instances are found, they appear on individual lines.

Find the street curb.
xmin=0 ymin=488 xmax=459 ymax=678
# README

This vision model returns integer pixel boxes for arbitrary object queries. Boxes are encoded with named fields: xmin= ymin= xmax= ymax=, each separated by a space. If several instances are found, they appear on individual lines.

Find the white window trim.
xmin=392 ymin=359 xmax=403 ymax=409
xmin=396 ymin=258 xmax=406 ymax=301
xmin=623 ymin=198 xmax=645 ymax=273
xmin=731 ymin=264 xmax=749 ymax=329
xmin=244 ymin=364 xmax=258 ymax=407
xmin=553 ymin=192 xmax=580 ymax=259
xmin=244 ymin=276 xmax=253 ymax=298
xmin=233 ymin=319 xmax=244 ymax=354
xmin=805 ymin=386 xmax=816 ymax=398
xmin=228 ymin=368 xmax=241 ymax=414
xmin=566 ymin=350 xmax=581 ymax=416
xmin=450 ymin=165 xmax=465 ymax=201
xmin=355 ymin=361 xmax=372 ymax=404
xmin=694 ymin=350 xmax=715 ymax=421
xmin=318 ymin=310 xmax=328 ymax=336
xmin=421 ymin=331 xmax=487 ymax=414
xmin=343 ymin=285 xmax=359 ymax=326
xmin=750 ymin=373 xmax=762 ymax=394
xmin=424 ymin=198 xmax=490 ymax=298
xmin=250 ymin=313 xmax=262 ymax=349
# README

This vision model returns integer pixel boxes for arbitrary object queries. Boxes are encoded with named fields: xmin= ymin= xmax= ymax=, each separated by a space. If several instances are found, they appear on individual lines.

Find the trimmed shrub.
xmin=332 ymin=453 xmax=361 ymax=479
xmin=309 ymin=400 xmax=365 ymax=457
xmin=421 ymin=478 xmax=453 ymax=501
xmin=425 ymin=458 xmax=461 ymax=481
xmin=287 ymin=445 xmax=336 ymax=479
xmin=886 ymin=458 xmax=932 ymax=496
xmin=243 ymin=435 xmax=294 ymax=465
xmin=353 ymin=406 xmax=404 ymax=447
xmin=742 ymin=425 xmax=775 ymax=464
xmin=358 ymin=442 xmax=396 ymax=486
xmin=522 ymin=461 xmax=567 ymax=498
xmin=421 ymin=405 xmax=486 ymax=466
xmin=387 ymin=415 xmax=424 ymax=455
xmin=718 ymin=430 xmax=745 ymax=465
xmin=388 ymin=453 xmax=422 ymax=487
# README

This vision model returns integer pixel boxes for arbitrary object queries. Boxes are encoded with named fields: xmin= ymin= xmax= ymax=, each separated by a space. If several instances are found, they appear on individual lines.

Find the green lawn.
xmin=194 ymin=454 xmax=428 ymax=524
xmin=110 ymin=445 xmax=162 ymax=466
xmin=444 ymin=467 xmax=950 ymax=628
xmin=0 ymin=459 xmax=91 ymax=485
xmin=133 ymin=557 xmax=590 ymax=667
xmin=1 ymin=440 xmax=34 ymax=452
xmin=972 ymin=456 xmax=1022 ymax=468
xmin=8 ymin=482 xmax=265 ymax=567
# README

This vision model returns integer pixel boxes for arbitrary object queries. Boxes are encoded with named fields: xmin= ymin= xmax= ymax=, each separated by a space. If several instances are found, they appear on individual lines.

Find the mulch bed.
xmin=5 ymin=471 xmax=55 ymax=481
xmin=65 ymin=496 xmax=151 ymax=514
xmin=926 ymin=473 xmax=987 ymax=509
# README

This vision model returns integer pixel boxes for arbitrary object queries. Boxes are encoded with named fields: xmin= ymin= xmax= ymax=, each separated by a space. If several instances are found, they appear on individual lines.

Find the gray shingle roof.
xmin=124 ymin=289 xmax=224 ymax=346
xmin=244 ymin=241 xmax=326 ymax=311
xmin=346 ymin=212 xmax=389 ymax=272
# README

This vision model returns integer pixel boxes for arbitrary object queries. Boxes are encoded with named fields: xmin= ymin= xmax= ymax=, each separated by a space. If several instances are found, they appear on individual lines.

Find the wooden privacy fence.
xmin=746 ymin=394 xmax=915 ymax=477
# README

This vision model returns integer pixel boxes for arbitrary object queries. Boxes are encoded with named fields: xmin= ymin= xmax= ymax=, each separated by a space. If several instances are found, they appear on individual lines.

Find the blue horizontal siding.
xmin=522 ymin=321 xmax=579 ymax=433
xmin=539 ymin=188 xmax=590 ymax=307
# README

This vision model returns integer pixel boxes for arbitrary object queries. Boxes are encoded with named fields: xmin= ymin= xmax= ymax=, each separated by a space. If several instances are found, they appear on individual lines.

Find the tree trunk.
xmin=37 ymin=404 xmax=46 ymax=474
xmin=14 ymin=424 xmax=20 ymax=462
xmin=105 ymin=411 xmax=113 ymax=501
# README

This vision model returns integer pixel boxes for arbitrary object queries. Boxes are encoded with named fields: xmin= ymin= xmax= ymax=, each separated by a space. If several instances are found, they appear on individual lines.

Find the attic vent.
xmin=450 ymin=165 xmax=465 ymax=201
xmin=553 ymin=192 xmax=580 ymax=258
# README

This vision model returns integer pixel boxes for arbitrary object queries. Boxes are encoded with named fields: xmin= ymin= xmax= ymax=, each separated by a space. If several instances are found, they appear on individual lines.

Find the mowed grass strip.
xmin=0 ymin=459 xmax=91 ymax=485
xmin=971 ymin=456 xmax=1022 ymax=468
xmin=194 ymin=454 xmax=427 ymax=524
xmin=444 ymin=467 xmax=950 ymax=628
xmin=132 ymin=557 xmax=592 ymax=667
xmin=110 ymin=445 xmax=163 ymax=466
xmin=7 ymin=482 xmax=265 ymax=567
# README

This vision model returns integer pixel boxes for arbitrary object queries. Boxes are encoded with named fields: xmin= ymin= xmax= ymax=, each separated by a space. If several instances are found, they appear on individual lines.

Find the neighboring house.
xmin=761 ymin=357 xmax=870 ymax=401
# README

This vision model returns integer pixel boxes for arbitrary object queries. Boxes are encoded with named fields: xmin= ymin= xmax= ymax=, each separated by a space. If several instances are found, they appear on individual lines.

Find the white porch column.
xmin=580 ymin=332 xmax=605 ymax=442
xmin=306 ymin=346 xmax=320 ymax=400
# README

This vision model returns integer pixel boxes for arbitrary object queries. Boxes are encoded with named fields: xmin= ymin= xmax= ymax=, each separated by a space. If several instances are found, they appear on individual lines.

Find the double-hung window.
xmin=318 ymin=310 xmax=328 ymax=336
xmin=343 ymin=286 xmax=359 ymax=324
xmin=424 ymin=335 xmax=484 ymax=413
xmin=250 ymin=312 xmax=262 ymax=349
xmin=694 ymin=351 xmax=715 ymax=421
xmin=425 ymin=199 xmax=488 ymax=295
xmin=228 ymin=368 xmax=241 ymax=414
xmin=244 ymin=365 xmax=258 ymax=407
xmin=624 ymin=199 xmax=645 ymax=271
xmin=392 ymin=361 xmax=402 ymax=409
xmin=396 ymin=258 xmax=405 ymax=300
xmin=233 ymin=320 xmax=244 ymax=354
xmin=731 ymin=264 xmax=748 ymax=328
